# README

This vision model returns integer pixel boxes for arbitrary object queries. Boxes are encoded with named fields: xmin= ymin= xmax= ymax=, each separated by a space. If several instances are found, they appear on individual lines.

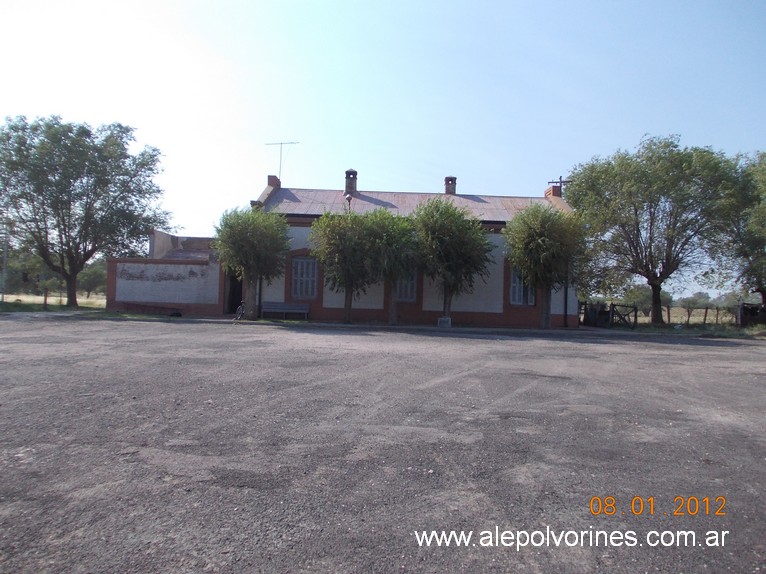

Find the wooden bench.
xmin=261 ymin=301 xmax=310 ymax=320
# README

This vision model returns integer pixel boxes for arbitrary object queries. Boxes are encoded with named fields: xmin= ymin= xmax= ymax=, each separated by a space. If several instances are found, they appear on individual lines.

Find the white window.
xmin=510 ymin=268 xmax=535 ymax=306
xmin=291 ymin=257 xmax=317 ymax=299
xmin=395 ymin=272 xmax=417 ymax=302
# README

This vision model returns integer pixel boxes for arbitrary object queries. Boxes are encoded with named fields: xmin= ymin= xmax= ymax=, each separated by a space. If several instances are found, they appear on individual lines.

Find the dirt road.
xmin=1 ymin=316 xmax=763 ymax=572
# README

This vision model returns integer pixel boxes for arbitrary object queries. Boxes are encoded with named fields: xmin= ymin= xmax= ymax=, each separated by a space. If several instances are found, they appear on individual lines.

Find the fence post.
xmin=666 ymin=305 xmax=671 ymax=324
xmin=703 ymin=306 xmax=708 ymax=325
xmin=715 ymin=306 xmax=720 ymax=325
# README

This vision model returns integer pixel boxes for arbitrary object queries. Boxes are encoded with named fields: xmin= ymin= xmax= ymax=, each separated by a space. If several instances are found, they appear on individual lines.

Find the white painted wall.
xmin=261 ymin=277 xmax=285 ymax=303
xmin=422 ymin=235 xmax=505 ymax=314
xmin=323 ymin=282 xmax=385 ymax=309
xmin=550 ymin=283 xmax=579 ymax=316
xmin=115 ymin=262 xmax=219 ymax=304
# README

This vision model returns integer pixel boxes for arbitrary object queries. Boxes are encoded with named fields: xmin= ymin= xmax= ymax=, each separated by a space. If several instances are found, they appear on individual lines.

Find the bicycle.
xmin=233 ymin=301 xmax=245 ymax=323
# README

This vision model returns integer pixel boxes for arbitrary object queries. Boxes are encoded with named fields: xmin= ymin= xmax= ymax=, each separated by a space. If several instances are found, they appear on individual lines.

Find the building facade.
xmin=107 ymin=170 xmax=579 ymax=328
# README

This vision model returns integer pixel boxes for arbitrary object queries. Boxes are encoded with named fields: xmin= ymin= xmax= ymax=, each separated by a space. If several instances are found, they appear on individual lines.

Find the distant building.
xmin=107 ymin=170 xmax=578 ymax=327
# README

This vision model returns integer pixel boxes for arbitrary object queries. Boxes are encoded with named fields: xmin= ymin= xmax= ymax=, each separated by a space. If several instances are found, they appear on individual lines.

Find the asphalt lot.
xmin=0 ymin=315 xmax=764 ymax=573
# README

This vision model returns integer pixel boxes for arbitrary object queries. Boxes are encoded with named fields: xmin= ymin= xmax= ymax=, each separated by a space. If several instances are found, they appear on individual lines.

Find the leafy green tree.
xmin=0 ymin=236 xmax=65 ymax=298
xmin=711 ymin=289 xmax=760 ymax=308
xmin=78 ymin=259 xmax=107 ymax=298
xmin=741 ymin=204 xmax=766 ymax=304
xmin=1 ymin=241 xmax=31 ymax=295
xmin=214 ymin=207 xmax=290 ymax=320
xmin=576 ymin=245 xmax=633 ymax=302
xmin=677 ymin=291 xmax=712 ymax=324
xmin=708 ymin=153 xmax=766 ymax=303
xmin=502 ymin=204 xmax=584 ymax=328
xmin=365 ymin=209 xmax=418 ymax=325
xmin=309 ymin=211 xmax=376 ymax=323
xmin=0 ymin=115 xmax=170 ymax=307
xmin=620 ymin=283 xmax=672 ymax=317
xmin=411 ymin=198 xmax=493 ymax=320
xmin=745 ymin=154 xmax=766 ymax=303
xmin=566 ymin=136 xmax=738 ymax=325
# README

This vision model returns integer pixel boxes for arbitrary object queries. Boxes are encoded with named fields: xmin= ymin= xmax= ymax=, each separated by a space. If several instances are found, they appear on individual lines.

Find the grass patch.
xmin=625 ymin=322 xmax=766 ymax=339
xmin=0 ymin=293 xmax=106 ymax=312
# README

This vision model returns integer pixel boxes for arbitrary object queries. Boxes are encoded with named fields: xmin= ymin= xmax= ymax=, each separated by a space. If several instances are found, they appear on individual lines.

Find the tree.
xmin=566 ymin=136 xmax=738 ymax=325
xmin=309 ymin=211 xmax=375 ymax=323
xmin=365 ymin=209 xmax=418 ymax=325
xmin=744 ymin=154 xmax=766 ymax=303
xmin=708 ymin=153 xmax=766 ymax=303
xmin=711 ymin=288 xmax=760 ymax=308
xmin=411 ymin=198 xmax=493 ymax=320
xmin=0 ymin=116 xmax=170 ymax=307
xmin=502 ymin=204 xmax=584 ymax=328
xmin=677 ymin=291 xmax=712 ymax=324
xmin=78 ymin=259 xmax=107 ymax=298
xmin=620 ymin=283 xmax=672 ymax=317
xmin=740 ymin=200 xmax=766 ymax=303
xmin=213 ymin=207 xmax=290 ymax=320
xmin=0 ymin=240 xmax=63 ymax=298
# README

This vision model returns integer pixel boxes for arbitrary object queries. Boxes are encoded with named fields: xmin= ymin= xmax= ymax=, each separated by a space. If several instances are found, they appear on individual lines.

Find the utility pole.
xmin=265 ymin=142 xmax=299 ymax=180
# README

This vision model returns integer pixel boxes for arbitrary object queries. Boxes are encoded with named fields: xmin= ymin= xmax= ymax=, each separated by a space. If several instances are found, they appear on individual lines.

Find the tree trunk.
xmin=539 ymin=286 xmax=552 ymax=329
xmin=442 ymin=289 xmax=452 ymax=318
xmin=387 ymin=279 xmax=398 ymax=325
xmin=257 ymin=276 xmax=263 ymax=319
xmin=65 ymin=273 xmax=78 ymax=307
xmin=650 ymin=282 xmax=665 ymax=325
xmin=344 ymin=287 xmax=353 ymax=323
xmin=244 ymin=276 xmax=258 ymax=320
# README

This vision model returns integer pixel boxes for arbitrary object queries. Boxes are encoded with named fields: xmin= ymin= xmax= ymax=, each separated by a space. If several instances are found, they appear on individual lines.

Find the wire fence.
xmin=635 ymin=305 xmax=739 ymax=326
xmin=580 ymin=302 xmax=743 ymax=328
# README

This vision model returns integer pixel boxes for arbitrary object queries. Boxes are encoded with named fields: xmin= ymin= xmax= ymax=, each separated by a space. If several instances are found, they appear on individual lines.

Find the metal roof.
xmin=261 ymin=187 xmax=571 ymax=221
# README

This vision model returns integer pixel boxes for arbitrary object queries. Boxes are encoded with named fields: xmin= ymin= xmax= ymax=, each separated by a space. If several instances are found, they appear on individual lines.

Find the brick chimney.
xmin=345 ymin=169 xmax=358 ymax=197
xmin=444 ymin=176 xmax=457 ymax=195
xmin=544 ymin=184 xmax=562 ymax=198
xmin=268 ymin=174 xmax=281 ymax=189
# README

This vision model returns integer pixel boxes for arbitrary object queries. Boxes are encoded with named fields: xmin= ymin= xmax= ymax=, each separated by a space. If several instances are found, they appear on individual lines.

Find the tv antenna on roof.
xmin=548 ymin=175 xmax=572 ymax=189
xmin=266 ymin=141 xmax=299 ymax=179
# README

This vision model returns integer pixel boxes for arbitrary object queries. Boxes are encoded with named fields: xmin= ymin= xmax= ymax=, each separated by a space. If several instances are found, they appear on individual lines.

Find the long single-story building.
xmin=107 ymin=170 xmax=579 ymax=327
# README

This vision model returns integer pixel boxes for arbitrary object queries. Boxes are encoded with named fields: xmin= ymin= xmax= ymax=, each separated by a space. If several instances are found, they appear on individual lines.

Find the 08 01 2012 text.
xmin=589 ymin=495 xmax=727 ymax=517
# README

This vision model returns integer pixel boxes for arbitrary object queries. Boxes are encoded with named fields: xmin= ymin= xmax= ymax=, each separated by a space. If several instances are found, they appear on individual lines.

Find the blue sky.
xmin=2 ymin=0 xmax=764 ymax=240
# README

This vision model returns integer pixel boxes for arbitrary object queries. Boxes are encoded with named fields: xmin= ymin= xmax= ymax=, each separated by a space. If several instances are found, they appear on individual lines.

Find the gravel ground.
xmin=0 ymin=315 xmax=764 ymax=573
